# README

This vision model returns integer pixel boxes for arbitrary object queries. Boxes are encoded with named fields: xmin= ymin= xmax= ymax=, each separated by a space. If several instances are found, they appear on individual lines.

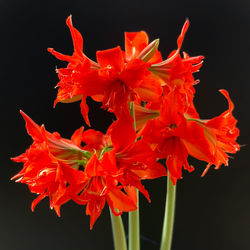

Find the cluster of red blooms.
xmin=12 ymin=16 xmax=240 ymax=229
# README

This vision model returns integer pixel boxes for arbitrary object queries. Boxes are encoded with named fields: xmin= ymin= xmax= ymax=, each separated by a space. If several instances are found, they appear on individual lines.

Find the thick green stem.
xmin=128 ymin=102 xmax=140 ymax=250
xmin=160 ymin=175 xmax=177 ymax=250
xmin=129 ymin=189 xmax=140 ymax=250
xmin=110 ymin=209 xmax=127 ymax=250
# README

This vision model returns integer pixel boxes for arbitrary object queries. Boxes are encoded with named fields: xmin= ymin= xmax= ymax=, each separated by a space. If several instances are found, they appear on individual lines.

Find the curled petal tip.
xmin=177 ymin=19 xmax=190 ymax=49
xmin=66 ymin=15 xmax=73 ymax=26
xmin=182 ymin=18 xmax=190 ymax=33
xmin=47 ymin=48 xmax=54 ymax=54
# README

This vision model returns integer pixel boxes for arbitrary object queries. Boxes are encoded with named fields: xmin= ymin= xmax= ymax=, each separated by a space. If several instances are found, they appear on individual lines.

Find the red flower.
xmin=81 ymin=37 xmax=163 ymax=119
xmin=149 ymin=19 xmax=204 ymax=110
xmin=71 ymin=153 xmax=138 ymax=229
xmin=70 ymin=115 xmax=166 ymax=228
xmin=141 ymin=89 xmax=239 ymax=184
xmin=108 ymin=115 xmax=167 ymax=197
xmin=48 ymin=16 xmax=163 ymax=123
xmin=12 ymin=111 xmax=166 ymax=229
xmin=11 ymin=111 xmax=89 ymax=215
xmin=188 ymin=90 xmax=240 ymax=176
xmin=48 ymin=16 xmax=99 ymax=126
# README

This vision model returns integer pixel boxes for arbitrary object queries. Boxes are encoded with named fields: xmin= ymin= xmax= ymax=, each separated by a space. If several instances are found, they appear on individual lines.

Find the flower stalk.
xmin=110 ymin=209 xmax=127 ymax=250
xmin=128 ymin=101 xmax=140 ymax=250
xmin=160 ymin=175 xmax=176 ymax=250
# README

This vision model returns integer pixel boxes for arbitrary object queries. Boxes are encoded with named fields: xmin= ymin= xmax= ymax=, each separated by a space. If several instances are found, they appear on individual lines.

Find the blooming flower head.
xmin=13 ymin=16 xmax=241 ymax=234
xmin=71 ymin=114 xmax=167 ymax=228
xmin=48 ymin=16 xmax=163 ymax=124
xmin=12 ymin=111 xmax=166 ymax=228
xmin=141 ymin=89 xmax=240 ymax=184
xmin=12 ymin=111 xmax=89 ymax=215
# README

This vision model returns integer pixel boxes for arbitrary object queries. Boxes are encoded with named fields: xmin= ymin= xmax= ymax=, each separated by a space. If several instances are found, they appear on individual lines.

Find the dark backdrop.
xmin=1 ymin=0 xmax=250 ymax=249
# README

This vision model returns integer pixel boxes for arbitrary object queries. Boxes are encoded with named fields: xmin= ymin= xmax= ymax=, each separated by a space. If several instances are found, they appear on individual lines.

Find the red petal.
xmin=66 ymin=16 xmax=83 ymax=56
xmin=86 ymin=198 xmax=106 ymax=230
xmin=71 ymin=126 xmax=84 ymax=146
xmin=47 ymin=48 xmax=77 ymax=64
xmin=152 ymin=19 xmax=190 ymax=67
xmin=110 ymin=115 xmax=136 ymax=152
xmin=134 ymin=76 xmax=163 ymax=103
xmin=119 ymin=58 xmax=147 ymax=89
xmin=82 ymin=129 xmax=105 ymax=149
xmin=163 ymin=137 xmax=191 ymax=185
xmin=31 ymin=193 xmax=47 ymax=212
xmin=123 ymin=186 xmax=137 ymax=204
xmin=61 ymin=164 xmax=86 ymax=185
xmin=159 ymin=89 xmax=187 ymax=126
xmin=116 ymin=140 xmax=155 ymax=164
xmin=96 ymin=46 xmax=124 ymax=72
xmin=100 ymin=151 xmax=118 ymax=173
xmin=177 ymin=19 xmax=189 ymax=50
xmin=107 ymin=188 xmax=137 ymax=212
xmin=85 ymin=154 xmax=99 ymax=177
xmin=125 ymin=31 xmax=149 ymax=60
xmin=179 ymin=121 xmax=216 ymax=163
xmin=131 ymin=162 xmax=167 ymax=179
xmin=80 ymin=97 xmax=90 ymax=126
xmin=20 ymin=111 xmax=44 ymax=142
xmin=206 ymin=90 xmax=236 ymax=130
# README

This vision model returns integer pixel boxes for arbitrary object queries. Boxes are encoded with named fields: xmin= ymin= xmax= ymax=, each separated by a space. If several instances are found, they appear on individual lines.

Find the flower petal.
xmin=20 ymin=111 xmax=44 ymax=142
xmin=66 ymin=15 xmax=83 ymax=56
xmin=96 ymin=46 xmax=124 ymax=72
xmin=110 ymin=114 xmax=136 ymax=152
xmin=71 ymin=127 xmax=84 ymax=146
xmin=125 ymin=31 xmax=149 ymax=60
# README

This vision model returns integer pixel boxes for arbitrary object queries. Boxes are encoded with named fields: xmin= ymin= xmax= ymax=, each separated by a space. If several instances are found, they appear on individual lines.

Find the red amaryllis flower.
xmin=70 ymin=153 xmax=138 ymax=229
xmin=188 ymin=90 xmax=240 ymax=176
xmin=134 ymin=82 xmax=199 ymax=132
xmin=141 ymin=89 xmax=239 ymax=184
xmin=107 ymin=114 xmax=167 ymax=199
xmin=79 ymin=38 xmax=163 ymax=120
xmin=149 ymin=19 xmax=204 ymax=105
xmin=94 ymin=46 xmax=162 ymax=117
xmin=48 ymin=16 xmax=99 ymax=126
xmin=49 ymin=16 xmax=163 ymax=123
xmin=69 ymin=115 xmax=167 ymax=228
xmin=11 ymin=111 xmax=90 ymax=215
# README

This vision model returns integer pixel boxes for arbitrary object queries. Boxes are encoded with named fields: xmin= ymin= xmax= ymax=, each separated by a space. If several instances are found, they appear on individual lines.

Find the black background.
xmin=1 ymin=0 xmax=250 ymax=249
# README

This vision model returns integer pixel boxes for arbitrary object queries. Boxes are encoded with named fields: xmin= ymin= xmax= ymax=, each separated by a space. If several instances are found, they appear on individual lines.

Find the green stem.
xmin=129 ymin=189 xmax=140 ymax=250
xmin=129 ymin=102 xmax=136 ymax=129
xmin=160 ymin=175 xmax=177 ymax=250
xmin=128 ymin=102 xmax=140 ymax=250
xmin=110 ymin=209 xmax=127 ymax=250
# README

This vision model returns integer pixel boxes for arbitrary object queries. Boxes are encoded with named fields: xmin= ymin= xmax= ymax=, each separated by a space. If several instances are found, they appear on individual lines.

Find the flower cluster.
xmin=12 ymin=16 xmax=239 ymax=228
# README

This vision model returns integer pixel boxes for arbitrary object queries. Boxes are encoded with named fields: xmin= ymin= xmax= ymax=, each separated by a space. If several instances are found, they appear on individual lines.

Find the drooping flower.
xmin=11 ymin=111 xmax=90 ymax=215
